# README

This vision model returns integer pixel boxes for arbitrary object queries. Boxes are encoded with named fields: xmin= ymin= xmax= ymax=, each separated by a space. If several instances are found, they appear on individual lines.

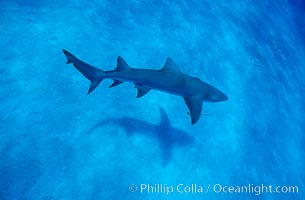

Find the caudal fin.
xmin=62 ymin=49 xmax=104 ymax=94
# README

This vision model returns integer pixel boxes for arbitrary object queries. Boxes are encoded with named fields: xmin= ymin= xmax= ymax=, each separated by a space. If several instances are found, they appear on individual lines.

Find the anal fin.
xmin=88 ymin=80 xmax=102 ymax=94
xmin=109 ymin=80 xmax=123 ymax=88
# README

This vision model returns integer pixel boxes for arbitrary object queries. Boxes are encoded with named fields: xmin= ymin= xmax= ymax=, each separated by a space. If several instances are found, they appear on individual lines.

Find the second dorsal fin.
xmin=115 ymin=56 xmax=131 ymax=71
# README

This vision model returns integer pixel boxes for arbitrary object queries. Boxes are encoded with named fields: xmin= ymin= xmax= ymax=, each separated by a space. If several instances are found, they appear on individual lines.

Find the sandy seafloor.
xmin=0 ymin=0 xmax=304 ymax=199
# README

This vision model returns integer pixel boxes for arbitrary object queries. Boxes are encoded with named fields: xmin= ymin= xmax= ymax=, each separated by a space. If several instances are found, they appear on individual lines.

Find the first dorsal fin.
xmin=160 ymin=57 xmax=182 ymax=73
xmin=115 ymin=56 xmax=131 ymax=71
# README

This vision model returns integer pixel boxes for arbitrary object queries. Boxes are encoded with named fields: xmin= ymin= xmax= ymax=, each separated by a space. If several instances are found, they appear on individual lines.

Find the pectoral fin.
xmin=183 ymin=97 xmax=203 ymax=125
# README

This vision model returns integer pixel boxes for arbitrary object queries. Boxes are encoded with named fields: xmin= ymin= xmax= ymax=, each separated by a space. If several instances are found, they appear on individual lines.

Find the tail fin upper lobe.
xmin=62 ymin=49 xmax=104 ymax=94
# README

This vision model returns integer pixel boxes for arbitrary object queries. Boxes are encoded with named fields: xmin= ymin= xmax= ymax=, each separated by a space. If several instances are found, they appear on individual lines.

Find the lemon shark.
xmin=62 ymin=49 xmax=228 ymax=124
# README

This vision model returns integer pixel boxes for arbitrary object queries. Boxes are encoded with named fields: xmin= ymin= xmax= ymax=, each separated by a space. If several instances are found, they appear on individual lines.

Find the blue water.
xmin=1 ymin=0 xmax=304 ymax=199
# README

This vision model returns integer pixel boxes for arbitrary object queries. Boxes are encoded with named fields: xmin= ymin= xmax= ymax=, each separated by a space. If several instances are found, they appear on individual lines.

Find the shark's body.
xmin=63 ymin=49 xmax=228 ymax=124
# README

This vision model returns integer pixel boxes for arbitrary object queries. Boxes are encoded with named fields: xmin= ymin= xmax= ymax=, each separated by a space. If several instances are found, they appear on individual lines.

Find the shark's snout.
xmin=208 ymin=90 xmax=228 ymax=102
xmin=222 ymin=93 xmax=229 ymax=101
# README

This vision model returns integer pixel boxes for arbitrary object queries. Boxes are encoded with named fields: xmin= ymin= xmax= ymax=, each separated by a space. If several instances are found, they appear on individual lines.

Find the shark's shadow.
xmin=87 ymin=107 xmax=194 ymax=164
